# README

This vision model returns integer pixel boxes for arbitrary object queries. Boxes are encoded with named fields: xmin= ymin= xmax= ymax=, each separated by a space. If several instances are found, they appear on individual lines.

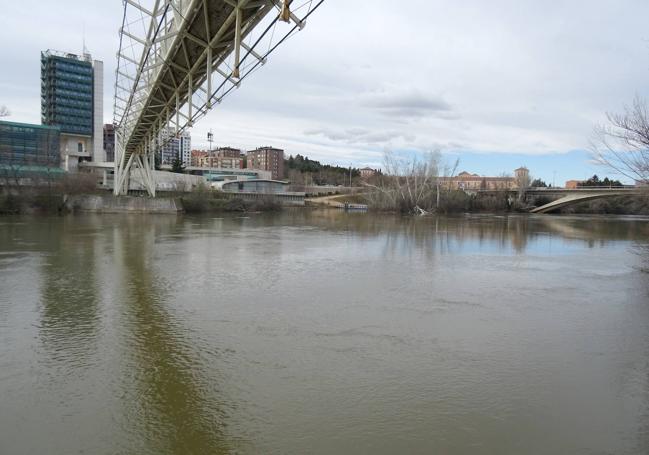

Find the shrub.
xmin=58 ymin=173 xmax=101 ymax=195
xmin=0 ymin=192 xmax=21 ymax=214
xmin=180 ymin=191 xmax=283 ymax=213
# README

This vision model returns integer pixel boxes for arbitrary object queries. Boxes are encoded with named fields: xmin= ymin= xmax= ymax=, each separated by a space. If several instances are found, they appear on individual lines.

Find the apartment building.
xmin=246 ymin=146 xmax=284 ymax=180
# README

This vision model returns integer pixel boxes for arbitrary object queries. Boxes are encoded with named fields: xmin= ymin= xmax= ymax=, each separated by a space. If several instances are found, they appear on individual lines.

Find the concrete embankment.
xmin=65 ymin=194 xmax=182 ymax=213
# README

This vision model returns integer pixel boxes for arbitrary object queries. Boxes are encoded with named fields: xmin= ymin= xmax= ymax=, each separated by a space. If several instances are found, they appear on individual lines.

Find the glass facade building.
xmin=41 ymin=51 xmax=94 ymax=136
xmin=158 ymin=127 xmax=192 ymax=166
xmin=0 ymin=120 xmax=61 ymax=168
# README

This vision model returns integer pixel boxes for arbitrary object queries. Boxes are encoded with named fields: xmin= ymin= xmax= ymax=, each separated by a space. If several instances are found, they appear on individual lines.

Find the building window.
xmin=78 ymin=142 xmax=83 ymax=153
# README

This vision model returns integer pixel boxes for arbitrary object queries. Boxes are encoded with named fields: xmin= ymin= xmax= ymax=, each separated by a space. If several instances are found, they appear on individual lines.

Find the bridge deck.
xmin=124 ymin=1 xmax=271 ymax=159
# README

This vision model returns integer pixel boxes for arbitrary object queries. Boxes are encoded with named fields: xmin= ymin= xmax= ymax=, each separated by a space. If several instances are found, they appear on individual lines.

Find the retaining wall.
xmin=66 ymin=194 xmax=182 ymax=213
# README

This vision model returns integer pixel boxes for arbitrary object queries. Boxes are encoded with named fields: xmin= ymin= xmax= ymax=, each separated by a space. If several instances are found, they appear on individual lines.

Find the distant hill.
xmin=285 ymin=154 xmax=361 ymax=185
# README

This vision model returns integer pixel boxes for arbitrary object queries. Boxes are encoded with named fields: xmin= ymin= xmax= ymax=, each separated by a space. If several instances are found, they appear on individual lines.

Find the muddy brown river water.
xmin=1 ymin=211 xmax=648 ymax=454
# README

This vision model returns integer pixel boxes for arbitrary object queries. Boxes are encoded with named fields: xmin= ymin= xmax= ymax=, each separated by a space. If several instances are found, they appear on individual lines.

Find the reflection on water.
xmin=0 ymin=212 xmax=648 ymax=454
xmin=235 ymin=211 xmax=648 ymax=255
xmin=39 ymin=221 xmax=101 ymax=372
xmin=114 ymin=219 xmax=232 ymax=454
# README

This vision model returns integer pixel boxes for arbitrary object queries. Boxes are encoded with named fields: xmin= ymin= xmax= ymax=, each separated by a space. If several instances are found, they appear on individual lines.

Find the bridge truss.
xmin=113 ymin=0 xmax=323 ymax=196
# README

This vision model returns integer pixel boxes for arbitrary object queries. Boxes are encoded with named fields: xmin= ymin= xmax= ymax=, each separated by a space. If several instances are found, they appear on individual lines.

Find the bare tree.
xmin=0 ymin=105 xmax=9 ymax=118
xmin=363 ymin=150 xmax=457 ymax=213
xmin=436 ymin=155 xmax=459 ymax=210
xmin=592 ymin=96 xmax=649 ymax=184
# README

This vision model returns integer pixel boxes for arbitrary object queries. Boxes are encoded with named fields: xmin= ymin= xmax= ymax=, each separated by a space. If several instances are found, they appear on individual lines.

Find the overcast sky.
xmin=1 ymin=0 xmax=648 ymax=183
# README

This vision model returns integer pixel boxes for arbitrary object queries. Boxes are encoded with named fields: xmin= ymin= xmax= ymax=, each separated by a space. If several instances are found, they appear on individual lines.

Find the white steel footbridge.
xmin=113 ymin=0 xmax=323 ymax=196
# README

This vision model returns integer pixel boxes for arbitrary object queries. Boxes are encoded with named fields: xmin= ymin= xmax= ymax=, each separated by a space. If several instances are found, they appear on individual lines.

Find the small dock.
xmin=334 ymin=202 xmax=368 ymax=211
xmin=306 ymin=194 xmax=368 ymax=211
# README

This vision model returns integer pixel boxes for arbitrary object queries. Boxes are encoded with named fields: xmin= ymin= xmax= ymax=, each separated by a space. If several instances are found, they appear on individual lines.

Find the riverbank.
xmin=0 ymin=188 xmax=283 ymax=215
xmin=180 ymin=190 xmax=282 ymax=213
xmin=3 ymin=186 xmax=648 ymax=216
xmin=349 ymin=189 xmax=649 ymax=215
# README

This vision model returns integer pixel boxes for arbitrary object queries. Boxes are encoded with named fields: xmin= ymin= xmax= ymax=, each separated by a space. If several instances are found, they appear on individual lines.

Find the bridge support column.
xmin=138 ymin=145 xmax=156 ymax=197
xmin=113 ymin=128 xmax=157 ymax=197
xmin=113 ymin=129 xmax=129 ymax=196
xmin=114 ymin=152 xmax=134 ymax=196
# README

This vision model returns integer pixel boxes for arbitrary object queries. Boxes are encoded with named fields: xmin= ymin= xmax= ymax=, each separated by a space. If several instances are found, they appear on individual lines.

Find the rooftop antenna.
xmin=82 ymin=23 xmax=91 ymax=61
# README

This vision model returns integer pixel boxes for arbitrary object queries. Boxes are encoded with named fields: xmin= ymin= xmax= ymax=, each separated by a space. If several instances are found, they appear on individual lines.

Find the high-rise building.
xmin=158 ymin=127 xmax=191 ymax=166
xmin=179 ymin=132 xmax=191 ymax=167
xmin=40 ymin=49 xmax=103 ymax=171
xmin=103 ymin=124 xmax=115 ymax=162
xmin=246 ymin=146 xmax=284 ymax=180
xmin=158 ymin=128 xmax=176 ymax=165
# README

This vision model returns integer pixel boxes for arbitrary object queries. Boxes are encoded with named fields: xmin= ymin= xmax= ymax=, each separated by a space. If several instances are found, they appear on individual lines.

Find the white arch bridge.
xmin=113 ymin=0 xmax=324 ymax=196
xmin=472 ymin=187 xmax=644 ymax=213
xmin=527 ymin=187 xmax=644 ymax=213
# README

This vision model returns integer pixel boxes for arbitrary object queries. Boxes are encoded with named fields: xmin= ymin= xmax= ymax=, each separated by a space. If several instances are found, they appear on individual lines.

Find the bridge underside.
xmin=113 ymin=0 xmax=322 ymax=196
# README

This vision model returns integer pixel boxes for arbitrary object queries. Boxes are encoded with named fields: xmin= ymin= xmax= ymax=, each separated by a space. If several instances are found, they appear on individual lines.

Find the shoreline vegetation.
xmin=0 ymin=173 xmax=98 ymax=215
xmin=180 ymin=188 xmax=281 ymax=213
xmin=357 ymin=189 xmax=649 ymax=215
xmin=1 ymin=171 xmax=647 ymax=216
xmin=0 ymin=176 xmax=285 ymax=215
xmin=360 ymin=190 xmax=649 ymax=215
xmin=2 ymin=185 xmax=648 ymax=216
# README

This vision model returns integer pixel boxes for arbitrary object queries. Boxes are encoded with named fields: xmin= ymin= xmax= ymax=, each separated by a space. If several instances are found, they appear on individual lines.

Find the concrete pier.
xmin=65 ymin=194 xmax=182 ymax=213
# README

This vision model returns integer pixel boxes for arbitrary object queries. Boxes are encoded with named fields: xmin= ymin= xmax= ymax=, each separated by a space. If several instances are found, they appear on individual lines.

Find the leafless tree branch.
xmin=591 ymin=96 xmax=649 ymax=184
xmin=363 ymin=150 xmax=456 ymax=213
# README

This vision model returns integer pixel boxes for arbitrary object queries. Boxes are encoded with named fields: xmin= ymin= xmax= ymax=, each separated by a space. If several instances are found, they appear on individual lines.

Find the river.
xmin=1 ymin=211 xmax=648 ymax=454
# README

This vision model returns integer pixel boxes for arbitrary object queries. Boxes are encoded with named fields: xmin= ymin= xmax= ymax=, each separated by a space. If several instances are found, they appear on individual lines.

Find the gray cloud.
xmin=304 ymin=127 xmax=415 ymax=146
xmin=362 ymin=89 xmax=452 ymax=118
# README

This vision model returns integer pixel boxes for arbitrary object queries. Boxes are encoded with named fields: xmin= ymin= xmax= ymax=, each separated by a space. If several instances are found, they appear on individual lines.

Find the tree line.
xmin=577 ymin=175 xmax=623 ymax=187
xmin=285 ymin=154 xmax=361 ymax=186
xmin=530 ymin=175 xmax=624 ymax=188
